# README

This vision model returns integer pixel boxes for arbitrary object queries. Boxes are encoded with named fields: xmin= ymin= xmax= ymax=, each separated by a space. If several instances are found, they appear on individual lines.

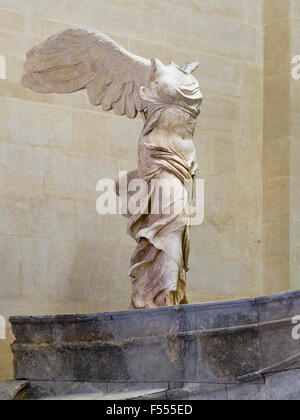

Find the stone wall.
xmin=0 ymin=0 xmax=268 ymax=381
xmin=290 ymin=1 xmax=300 ymax=290
xmin=263 ymin=0 xmax=300 ymax=294
xmin=263 ymin=0 xmax=291 ymax=294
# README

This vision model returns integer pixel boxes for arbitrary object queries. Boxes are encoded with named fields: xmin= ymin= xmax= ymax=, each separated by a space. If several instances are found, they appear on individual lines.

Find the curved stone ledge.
xmin=9 ymin=290 xmax=300 ymax=399
xmin=0 ymin=381 xmax=29 ymax=400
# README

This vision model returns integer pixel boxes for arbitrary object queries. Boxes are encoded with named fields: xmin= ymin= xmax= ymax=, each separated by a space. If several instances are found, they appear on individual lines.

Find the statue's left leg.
xmin=128 ymin=170 xmax=190 ymax=309
xmin=130 ymin=230 xmax=188 ymax=309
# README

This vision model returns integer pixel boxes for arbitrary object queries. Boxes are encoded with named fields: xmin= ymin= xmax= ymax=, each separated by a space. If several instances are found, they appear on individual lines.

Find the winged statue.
xmin=22 ymin=28 xmax=203 ymax=309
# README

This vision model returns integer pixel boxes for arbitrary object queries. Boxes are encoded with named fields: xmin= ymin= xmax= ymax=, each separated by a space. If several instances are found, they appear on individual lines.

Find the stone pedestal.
xmin=10 ymin=290 xmax=300 ymax=400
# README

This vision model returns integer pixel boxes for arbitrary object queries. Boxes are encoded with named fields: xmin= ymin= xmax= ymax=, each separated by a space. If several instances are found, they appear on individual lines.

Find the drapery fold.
xmin=127 ymin=122 xmax=195 ymax=308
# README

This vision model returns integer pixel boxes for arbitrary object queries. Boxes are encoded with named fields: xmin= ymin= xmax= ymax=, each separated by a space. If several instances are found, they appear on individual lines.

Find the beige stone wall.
xmin=263 ymin=0 xmax=291 ymax=294
xmin=0 ymin=0 xmax=267 ymax=381
xmin=290 ymin=1 xmax=300 ymax=291
xmin=263 ymin=0 xmax=300 ymax=294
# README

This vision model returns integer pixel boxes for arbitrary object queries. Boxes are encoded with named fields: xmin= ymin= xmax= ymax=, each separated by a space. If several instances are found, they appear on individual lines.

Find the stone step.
xmin=9 ymin=289 xmax=300 ymax=400
xmin=42 ymin=388 xmax=168 ymax=400
xmin=0 ymin=381 xmax=29 ymax=400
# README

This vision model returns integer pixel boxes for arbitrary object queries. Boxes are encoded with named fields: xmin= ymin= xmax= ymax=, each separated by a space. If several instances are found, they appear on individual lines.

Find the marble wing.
xmin=22 ymin=28 xmax=152 ymax=118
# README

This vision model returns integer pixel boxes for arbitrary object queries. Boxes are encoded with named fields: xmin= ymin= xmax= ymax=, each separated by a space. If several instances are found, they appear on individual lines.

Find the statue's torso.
xmin=138 ymin=106 xmax=198 ymax=178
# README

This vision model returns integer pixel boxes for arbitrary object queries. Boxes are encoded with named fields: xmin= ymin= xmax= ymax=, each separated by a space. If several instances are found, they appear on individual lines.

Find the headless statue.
xmin=22 ymin=29 xmax=203 ymax=309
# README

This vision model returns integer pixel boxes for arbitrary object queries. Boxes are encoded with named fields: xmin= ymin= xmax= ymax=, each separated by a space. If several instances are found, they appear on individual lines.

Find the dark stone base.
xmin=9 ymin=290 xmax=300 ymax=400
xmin=22 ymin=370 xmax=300 ymax=400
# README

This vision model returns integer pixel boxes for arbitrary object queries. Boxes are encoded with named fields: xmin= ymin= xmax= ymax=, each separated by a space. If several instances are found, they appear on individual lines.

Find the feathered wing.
xmin=22 ymin=28 xmax=152 ymax=118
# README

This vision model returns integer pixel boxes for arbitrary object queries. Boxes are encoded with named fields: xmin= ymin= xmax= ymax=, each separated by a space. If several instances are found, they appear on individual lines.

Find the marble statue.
xmin=22 ymin=29 xmax=203 ymax=309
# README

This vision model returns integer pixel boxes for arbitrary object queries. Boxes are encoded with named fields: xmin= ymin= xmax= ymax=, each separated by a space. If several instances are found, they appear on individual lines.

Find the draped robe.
xmin=125 ymin=88 xmax=202 ymax=309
